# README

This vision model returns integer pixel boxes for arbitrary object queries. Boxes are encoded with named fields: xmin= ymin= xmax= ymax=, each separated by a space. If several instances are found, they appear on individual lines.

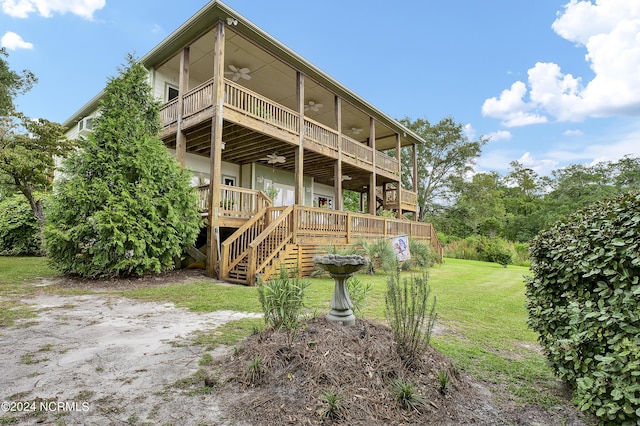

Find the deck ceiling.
xmin=158 ymin=28 xmax=408 ymax=151
xmin=163 ymin=121 xmax=394 ymax=190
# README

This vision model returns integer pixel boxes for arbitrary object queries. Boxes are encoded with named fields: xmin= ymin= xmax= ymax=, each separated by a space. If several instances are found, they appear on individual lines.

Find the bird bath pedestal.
xmin=314 ymin=254 xmax=369 ymax=326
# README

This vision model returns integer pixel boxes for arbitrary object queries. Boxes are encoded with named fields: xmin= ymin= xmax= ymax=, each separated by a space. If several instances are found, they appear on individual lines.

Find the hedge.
xmin=526 ymin=192 xmax=640 ymax=424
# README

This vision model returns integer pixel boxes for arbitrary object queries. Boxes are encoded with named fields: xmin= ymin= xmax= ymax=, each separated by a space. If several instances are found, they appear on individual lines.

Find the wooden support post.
xmin=295 ymin=71 xmax=304 ymax=205
xmin=368 ymin=117 xmax=376 ymax=216
xmin=175 ymin=47 xmax=189 ymax=167
xmin=395 ymin=133 xmax=402 ymax=218
xmin=412 ymin=143 xmax=419 ymax=221
xmin=334 ymin=96 xmax=343 ymax=211
xmin=207 ymin=21 xmax=225 ymax=278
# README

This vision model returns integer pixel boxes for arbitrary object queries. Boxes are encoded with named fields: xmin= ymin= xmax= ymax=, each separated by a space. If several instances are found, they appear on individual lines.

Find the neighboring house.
xmin=62 ymin=0 xmax=441 ymax=285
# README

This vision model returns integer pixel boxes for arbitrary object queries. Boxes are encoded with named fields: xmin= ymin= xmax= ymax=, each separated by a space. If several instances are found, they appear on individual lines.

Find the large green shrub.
xmin=0 ymin=193 xmax=41 ymax=255
xmin=44 ymin=56 xmax=201 ymax=277
xmin=526 ymin=192 xmax=640 ymax=423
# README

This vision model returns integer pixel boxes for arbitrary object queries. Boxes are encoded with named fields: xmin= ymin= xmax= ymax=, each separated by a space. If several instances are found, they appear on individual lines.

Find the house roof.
xmin=63 ymin=0 xmax=425 ymax=148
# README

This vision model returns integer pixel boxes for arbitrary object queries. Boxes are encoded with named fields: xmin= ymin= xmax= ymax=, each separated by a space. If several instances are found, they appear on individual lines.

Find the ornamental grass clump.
xmin=526 ymin=192 xmax=640 ymax=424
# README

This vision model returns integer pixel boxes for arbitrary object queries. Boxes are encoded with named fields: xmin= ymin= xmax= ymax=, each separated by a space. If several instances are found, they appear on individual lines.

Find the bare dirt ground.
xmin=0 ymin=273 xmax=594 ymax=425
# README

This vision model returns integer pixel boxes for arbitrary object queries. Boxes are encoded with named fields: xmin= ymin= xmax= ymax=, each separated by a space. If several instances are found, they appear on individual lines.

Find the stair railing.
xmin=246 ymin=205 xmax=294 ymax=285
xmin=220 ymin=207 xmax=269 ymax=280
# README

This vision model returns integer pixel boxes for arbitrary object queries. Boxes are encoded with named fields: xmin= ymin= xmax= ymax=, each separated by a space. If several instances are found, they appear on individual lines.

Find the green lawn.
xmin=0 ymin=256 xmax=562 ymax=408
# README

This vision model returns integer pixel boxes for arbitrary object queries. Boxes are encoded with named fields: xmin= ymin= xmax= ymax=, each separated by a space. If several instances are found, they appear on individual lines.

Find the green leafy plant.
xmin=357 ymin=238 xmax=397 ymax=274
xmin=257 ymin=268 xmax=310 ymax=345
xmin=391 ymin=378 xmax=424 ymax=411
xmin=437 ymin=369 xmax=450 ymax=395
xmin=245 ymin=356 xmax=265 ymax=385
xmin=402 ymin=238 xmax=435 ymax=270
xmin=44 ymin=56 xmax=201 ymax=277
xmin=318 ymin=389 xmax=345 ymax=420
xmin=346 ymin=276 xmax=371 ymax=315
xmin=385 ymin=269 xmax=437 ymax=369
xmin=526 ymin=192 xmax=640 ymax=423
xmin=0 ymin=193 xmax=41 ymax=255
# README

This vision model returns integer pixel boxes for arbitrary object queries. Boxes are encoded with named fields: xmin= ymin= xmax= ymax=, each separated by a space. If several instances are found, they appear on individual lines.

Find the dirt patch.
xmin=0 ymin=293 xmax=259 ymax=425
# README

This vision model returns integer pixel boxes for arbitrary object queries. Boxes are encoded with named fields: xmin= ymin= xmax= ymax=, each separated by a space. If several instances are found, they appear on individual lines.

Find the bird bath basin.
xmin=314 ymin=254 xmax=369 ymax=326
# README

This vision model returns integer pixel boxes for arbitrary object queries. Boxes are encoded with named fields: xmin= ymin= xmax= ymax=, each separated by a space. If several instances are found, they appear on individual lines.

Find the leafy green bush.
xmin=477 ymin=236 xmax=512 ymax=267
xmin=346 ymin=276 xmax=371 ymax=315
xmin=44 ymin=57 xmax=201 ymax=277
xmin=0 ymin=194 xmax=41 ymax=255
xmin=526 ymin=192 xmax=640 ymax=423
xmin=443 ymin=235 xmax=521 ymax=266
xmin=385 ymin=269 xmax=437 ymax=369
xmin=257 ymin=268 xmax=310 ymax=334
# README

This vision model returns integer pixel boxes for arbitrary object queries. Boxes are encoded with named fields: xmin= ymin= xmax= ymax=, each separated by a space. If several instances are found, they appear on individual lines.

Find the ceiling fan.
xmin=349 ymin=127 xmax=363 ymax=135
xmin=304 ymin=100 xmax=323 ymax=112
xmin=225 ymin=65 xmax=251 ymax=82
xmin=260 ymin=153 xmax=286 ymax=164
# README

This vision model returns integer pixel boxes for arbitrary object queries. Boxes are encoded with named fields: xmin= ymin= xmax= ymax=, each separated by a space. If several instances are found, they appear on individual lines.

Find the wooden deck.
xmin=161 ymin=78 xmax=404 ymax=183
xmin=198 ymin=186 xmax=442 ymax=285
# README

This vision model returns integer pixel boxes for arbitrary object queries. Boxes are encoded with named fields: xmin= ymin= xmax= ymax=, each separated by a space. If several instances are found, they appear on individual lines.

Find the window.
xmin=77 ymin=117 xmax=94 ymax=134
xmin=166 ymin=84 xmax=179 ymax=102
xmin=314 ymin=195 xmax=333 ymax=209
xmin=223 ymin=175 xmax=236 ymax=186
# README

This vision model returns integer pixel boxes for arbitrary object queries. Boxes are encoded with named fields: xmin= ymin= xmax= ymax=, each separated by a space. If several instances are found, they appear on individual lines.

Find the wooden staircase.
xmin=220 ymin=205 xmax=295 ymax=285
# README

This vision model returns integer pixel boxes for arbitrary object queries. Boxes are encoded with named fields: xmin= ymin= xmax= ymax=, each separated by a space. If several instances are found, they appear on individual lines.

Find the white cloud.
xmin=1 ymin=0 xmax=105 ymax=20
xmin=547 ymin=131 xmax=640 ymax=164
xmin=1 ymin=31 xmax=33 ymax=50
xmin=486 ymin=130 xmax=512 ymax=142
xmin=463 ymin=123 xmax=476 ymax=140
xmin=517 ymin=152 xmax=559 ymax=175
xmin=483 ymin=0 xmax=640 ymax=125
xmin=481 ymin=81 xmax=547 ymax=127
xmin=563 ymin=129 xmax=583 ymax=136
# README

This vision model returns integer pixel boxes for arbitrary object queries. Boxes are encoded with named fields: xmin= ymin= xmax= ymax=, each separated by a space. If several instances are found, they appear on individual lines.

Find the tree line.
xmin=395 ymin=116 xmax=640 ymax=244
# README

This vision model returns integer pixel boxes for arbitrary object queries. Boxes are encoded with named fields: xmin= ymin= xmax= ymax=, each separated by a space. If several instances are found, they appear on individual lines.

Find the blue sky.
xmin=2 ymin=0 xmax=639 ymax=176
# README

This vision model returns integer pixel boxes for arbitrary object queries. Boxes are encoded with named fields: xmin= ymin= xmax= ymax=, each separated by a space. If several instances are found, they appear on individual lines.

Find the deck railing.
xmin=382 ymin=187 xmax=418 ymax=209
xmin=160 ymin=78 xmax=401 ymax=177
xmin=303 ymin=118 xmax=339 ymax=152
xmin=341 ymin=135 xmax=373 ymax=165
xmin=375 ymin=150 xmax=400 ymax=176
xmin=225 ymin=80 xmax=299 ymax=134
xmin=293 ymin=205 xmax=441 ymax=257
xmin=220 ymin=203 xmax=442 ymax=284
xmin=247 ymin=205 xmax=294 ymax=284
xmin=160 ymin=98 xmax=179 ymax=127
xmin=183 ymin=80 xmax=214 ymax=119
xmin=197 ymin=184 xmax=271 ymax=217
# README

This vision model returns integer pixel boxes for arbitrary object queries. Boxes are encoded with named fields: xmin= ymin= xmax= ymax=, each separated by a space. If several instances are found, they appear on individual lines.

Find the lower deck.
xmin=195 ymin=185 xmax=442 ymax=285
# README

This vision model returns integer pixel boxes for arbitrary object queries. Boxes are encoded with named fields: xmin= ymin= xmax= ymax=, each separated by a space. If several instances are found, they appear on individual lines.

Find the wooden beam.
xmin=295 ymin=71 xmax=304 ymax=205
xmin=413 ymin=143 xmax=418 ymax=220
xmin=175 ymin=47 xmax=190 ymax=167
xmin=395 ymin=133 xmax=402 ymax=218
xmin=334 ymin=95 xmax=343 ymax=211
xmin=368 ymin=117 xmax=376 ymax=215
xmin=207 ymin=21 xmax=225 ymax=278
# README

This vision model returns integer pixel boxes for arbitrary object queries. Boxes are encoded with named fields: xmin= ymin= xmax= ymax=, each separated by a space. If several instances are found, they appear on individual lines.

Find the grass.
xmin=0 ymin=255 xmax=562 ymax=409
xmin=0 ymin=256 xmax=57 ymax=327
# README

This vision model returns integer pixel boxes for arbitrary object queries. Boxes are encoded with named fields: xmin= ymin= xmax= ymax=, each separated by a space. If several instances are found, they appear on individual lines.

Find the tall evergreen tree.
xmin=45 ymin=55 xmax=201 ymax=277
